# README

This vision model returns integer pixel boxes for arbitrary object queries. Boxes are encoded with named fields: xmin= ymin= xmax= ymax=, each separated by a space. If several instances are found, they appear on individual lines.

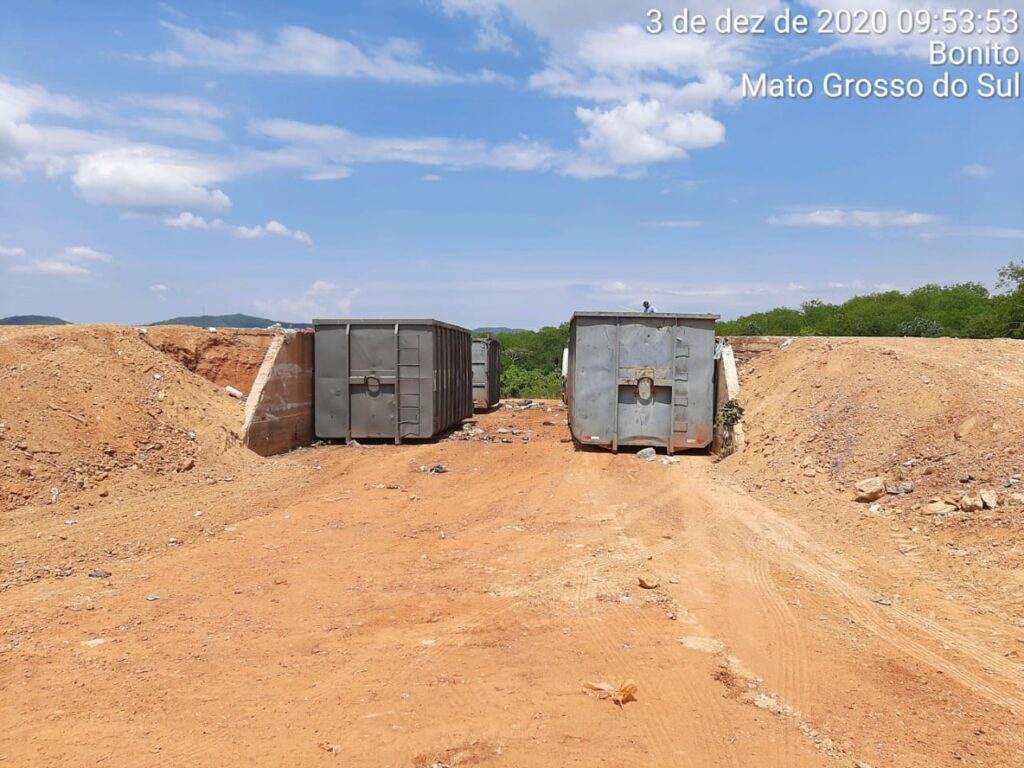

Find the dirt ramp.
xmin=733 ymin=336 xmax=1024 ymax=490
xmin=143 ymin=326 xmax=273 ymax=395
xmin=0 ymin=325 xmax=253 ymax=509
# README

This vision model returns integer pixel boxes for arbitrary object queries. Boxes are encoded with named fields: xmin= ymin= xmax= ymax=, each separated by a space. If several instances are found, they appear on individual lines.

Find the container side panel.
xmin=348 ymin=326 xmax=398 ymax=439
xmin=472 ymin=339 xmax=487 ymax=406
xmin=570 ymin=317 xmax=619 ymax=445
xmin=398 ymin=329 xmax=425 ymax=439
xmin=615 ymin=320 xmax=677 ymax=445
xmin=488 ymin=340 xmax=501 ymax=406
xmin=677 ymin=320 xmax=716 ymax=448
xmin=314 ymin=326 xmax=350 ymax=439
xmin=568 ymin=314 xmax=717 ymax=452
xmin=472 ymin=338 xmax=501 ymax=408
xmin=315 ymin=319 xmax=472 ymax=441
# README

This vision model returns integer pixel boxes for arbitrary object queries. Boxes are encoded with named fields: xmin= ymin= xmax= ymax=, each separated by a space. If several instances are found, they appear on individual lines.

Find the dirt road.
xmin=4 ymin=399 xmax=1023 ymax=766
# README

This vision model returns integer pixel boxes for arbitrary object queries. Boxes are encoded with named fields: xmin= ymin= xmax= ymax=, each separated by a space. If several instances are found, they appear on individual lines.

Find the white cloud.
xmin=233 ymin=219 xmax=312 ymax=244
xmin=441 ymin=1 xmax=769 ymax=173
xmin=153 ymin=22 xmax=502 ymax=85
xmin=71 ymin=146 xmax=232 ymax=211
xmin=163 ymin=211 xmax=224 ymax=230
xmin=135 ymin=116 xmax=225 ymax=142
xmin=473 ymin=17 xmax=518 ymax=54
xmin=62 ymin=245 xmax=112 ymax=262
xmin=233 ymin=224 xmax=263 ymax=239
xmin=11 ymin=259 xmax=89 ymax=275
xmin=150 ymin=283 xmax=169 ymax=292
xmin=420 ymin=174 xmax=442 ymax=182
xmin=251 ymin=118 xmax=559 ymax=175
xmin=827 ymin=280 xmax=865 ymax=289
xmin=253 ymin=280 xmax=359 ymax=321
xmin=961 ymin=163 xmax=991 ymax=178
xmin=1 ymin=78 xmax=234 ymax=210
xmin=957 ymin=226 xmax=1024 ymax=240
xmin=162 ymin=211 xmax=310 ymax=243
xmin=124 ymin=94 xmax=224 ymax=119
xmin=577 ymin=100 xmax=725 ymax=165
xmin=6 ymin=243 xmax=113 ymax=277
xmin=768 ymin=209 xmax=938 ymax=228
xmin=304 ymin=166 xmax=353 ymax=181
xmin=0 ymin=77 xmax=87 ymax=124
xmin=0 ymin=245 xmax=25 ymax=257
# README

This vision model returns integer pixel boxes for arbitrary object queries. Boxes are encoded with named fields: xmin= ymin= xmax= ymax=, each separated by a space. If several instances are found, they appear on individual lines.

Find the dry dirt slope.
xmin=1 ymin=328 xmax=1023 ymax=767
xmin=722 ymin=336 xmax=1024 ymax=629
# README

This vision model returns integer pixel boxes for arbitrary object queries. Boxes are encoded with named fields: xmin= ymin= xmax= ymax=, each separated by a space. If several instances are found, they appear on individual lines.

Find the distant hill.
xmin=149 ymin=313 xmax=310 ymax=329
xmin=0 ymin=315 xmax=70 ymax=326
xmin=474 ymin=327 xmax=526 ymax=335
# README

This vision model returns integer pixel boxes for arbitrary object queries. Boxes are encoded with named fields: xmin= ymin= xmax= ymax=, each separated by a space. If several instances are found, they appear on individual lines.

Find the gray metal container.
xmin=472 ymin=337 xmax=502 ymax=410
xmin=313 ymin=319 xmax=473 ymax=442
xmin=566 ymin=312 xmax=719 ymax=453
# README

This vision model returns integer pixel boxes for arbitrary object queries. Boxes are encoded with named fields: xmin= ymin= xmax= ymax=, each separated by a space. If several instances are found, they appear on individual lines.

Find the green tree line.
xmin=491 ymin=262 xmax=1024 ymax=398
xmin=718 ymin=262 xmax=1024 ymax=338
xmin=491 ymin=324 xmax=568 ymax=399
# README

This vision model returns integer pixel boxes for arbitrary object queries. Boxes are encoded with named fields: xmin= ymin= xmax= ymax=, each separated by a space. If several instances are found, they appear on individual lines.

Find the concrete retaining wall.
xmin=241 ymin=330 xmax=314 ymax=457
xmin=712 ymin=343 xmax=745 ymax=455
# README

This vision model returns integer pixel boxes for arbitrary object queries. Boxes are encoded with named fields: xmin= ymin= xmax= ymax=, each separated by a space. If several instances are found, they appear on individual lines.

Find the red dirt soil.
xmin=2 ymin=328 xmax=1023 ymax=767
xmin=142 ymin=326 xmax=273 ymax=395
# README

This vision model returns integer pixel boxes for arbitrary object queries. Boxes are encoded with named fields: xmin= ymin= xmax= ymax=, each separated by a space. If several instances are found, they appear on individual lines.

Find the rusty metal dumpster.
xmin=313 ymin=319 xmax=472 ymax=443
xmin=565 ymin=312 xmax=719 ymax=453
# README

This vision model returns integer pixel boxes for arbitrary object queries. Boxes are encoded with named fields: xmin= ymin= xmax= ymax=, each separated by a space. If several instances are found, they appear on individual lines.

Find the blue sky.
xmin=1 ymin=0 xmax=1021 ymax=327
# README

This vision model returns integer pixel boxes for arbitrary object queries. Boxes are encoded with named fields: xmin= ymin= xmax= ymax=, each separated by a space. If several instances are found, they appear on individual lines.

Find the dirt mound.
xmin=725 ymin=336 xmax=1024 ymax=582
xmin=732 ymin=337 xmax=1024 ymax=498
xmin=143 ymin=326 xmax=272 ymax=395
xmin=0 ymin=325 xmax=254 ymax=509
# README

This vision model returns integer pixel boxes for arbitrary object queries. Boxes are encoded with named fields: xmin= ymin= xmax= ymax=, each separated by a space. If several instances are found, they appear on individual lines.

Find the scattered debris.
xmin=224 ymin=385 xmax=245 ymax=399
xmin=854 ymin=477 xmax=886 ymax=502
xmin=80 ymin=638 xmax=106 ymax=648
xmin=318 ymin=742 xmax=342 ymax=755
xmin=886 ymin=482 xmax=914 ymax=495
xmin=661 ymin=456 xmax=681 ymax=465
xmin=419 ymin=464 xmax=448 ymax=475
xmin=636 ymin=447 xmax=657 ymax=461
xmin=145 ymin=595 xmax=160 ymax=602
xmin=872 ymin=596 xmax=893 ymax=606
xmin=88 ymin=569 xmax=111 ymax=578
xmin=501 ymin=399 xmax=544 ymax=411
xmin=925 ymin=499 xmax=958 ymax=516
xmin=582 ymin=680 xmax=638 ymax=707
xmin=959 ymin=494 xmax=983 ymax=513
xmin=980 ymin=489 xmax=999 ymax=509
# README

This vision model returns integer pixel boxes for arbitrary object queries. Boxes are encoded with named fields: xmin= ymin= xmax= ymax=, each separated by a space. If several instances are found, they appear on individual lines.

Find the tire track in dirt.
xmin=702 ymin=479 xmax=1024 ymax=715
xmin=748 ymin=554 xmax=808 ymax=766
xmin=561 ymin=459 xmax=741 ymax=767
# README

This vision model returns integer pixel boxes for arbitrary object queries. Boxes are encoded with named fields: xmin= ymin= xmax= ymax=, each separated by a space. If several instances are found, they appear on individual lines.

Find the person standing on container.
xmin=642 ymin=300 xmax=657 ymax=313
